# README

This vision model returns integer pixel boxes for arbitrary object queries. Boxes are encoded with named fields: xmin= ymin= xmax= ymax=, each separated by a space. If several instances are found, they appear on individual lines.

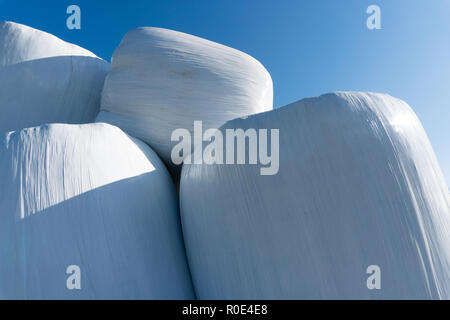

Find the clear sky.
xmin=1 ymin=0 xmax=449 ymax=186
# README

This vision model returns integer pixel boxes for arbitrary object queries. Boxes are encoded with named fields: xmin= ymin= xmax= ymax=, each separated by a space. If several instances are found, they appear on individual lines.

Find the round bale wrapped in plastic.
xmin=0 ymin=21 xmax=109 ymax=134
xmin=0 ymin=123 xmax=194 ymax=299
xmin=180 ymin=92 xmax=450 ymax=299
xmin=97 ymin=27 xmax=273 ymax=173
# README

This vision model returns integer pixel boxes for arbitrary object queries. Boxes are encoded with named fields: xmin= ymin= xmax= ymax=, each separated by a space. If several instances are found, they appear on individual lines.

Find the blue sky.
xmin=1 ymin=0 xmax=449 ymax=186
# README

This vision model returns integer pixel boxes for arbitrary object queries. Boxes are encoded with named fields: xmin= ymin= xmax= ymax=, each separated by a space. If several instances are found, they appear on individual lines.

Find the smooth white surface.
xmin=0 ymin=21 xmax=96 ymax=66
xmin=0 ymin=21 xmax=109 ymax=135
xmin=0 ymin=123 xmax=195 ymax=299
xmin=97 ymin=27 xmax=273 ymax=171
xmin=180 ymin=92 xmax=450 ymax=299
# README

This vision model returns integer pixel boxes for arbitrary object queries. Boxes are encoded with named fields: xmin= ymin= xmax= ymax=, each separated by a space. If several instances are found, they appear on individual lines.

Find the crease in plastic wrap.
xmin=0 ymin=21 xmax=109 ymax=134
xmin=96 ymin=27 xmax=273 ymax=172
xmin=0 ymin=123 xmax=195 ymax=299
xmin=180 ymin=92 xmax=450 ymax=299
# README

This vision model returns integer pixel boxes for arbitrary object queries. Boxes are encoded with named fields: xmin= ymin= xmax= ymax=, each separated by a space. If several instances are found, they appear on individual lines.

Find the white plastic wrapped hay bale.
xmin=0 ymin=123 xmax=194 ymax=299
xmin=0 ymin=21 xmax=109 ymax=134
xmin=97 ymin=27 xmax=273 ymax=172
xmin=180 ymin=92 xmax=450 ymax=299
xmin=0 ymin=21 xmax=96 ymax=66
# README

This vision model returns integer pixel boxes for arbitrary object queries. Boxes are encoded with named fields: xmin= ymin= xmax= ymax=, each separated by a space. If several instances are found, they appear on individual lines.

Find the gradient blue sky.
xmin=1 ymin=0 xmax=449 ymax=186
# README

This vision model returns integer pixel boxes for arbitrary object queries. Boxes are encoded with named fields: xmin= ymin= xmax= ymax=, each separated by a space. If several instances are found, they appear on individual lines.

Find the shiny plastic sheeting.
xmin=0 ymin=21 xmax=109 ymax=134
xmin=0 ymin=123 xmax=195 ymax=299
xmin=0 ymin=21 xmax=98 ymax=66
xmin=180 ymin=92 xmax=450 ymax=299
xmin=97 ymin=27 xmax=273 ymax=171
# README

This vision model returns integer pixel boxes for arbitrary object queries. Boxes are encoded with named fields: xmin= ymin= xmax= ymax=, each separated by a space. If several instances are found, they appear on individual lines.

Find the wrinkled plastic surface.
xmin=0 ymin=123 xmax=195 ymax=299
xmin=0 ymin=21 xmax=97 ymax=66
xmin=0 ymin=21 xmax=109 ymax=134
xmin=97 ymin=27 xmax=273 ymax=171
xmin=180 ymin=92 xmax=450 ymax=299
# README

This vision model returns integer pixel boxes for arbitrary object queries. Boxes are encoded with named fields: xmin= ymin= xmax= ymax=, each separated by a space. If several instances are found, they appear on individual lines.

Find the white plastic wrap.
xmin=0 ymin=21 xmax=97 ymax=66
xmin=97 ymin=27 xmax=273 ymax=171
xmin=0 ymin=123 xmax=194 ymax=299
xmin=0 ymin=21 xmax=109 ymax=134
xmin=180 ymin=92 xmax=450 ymax=299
